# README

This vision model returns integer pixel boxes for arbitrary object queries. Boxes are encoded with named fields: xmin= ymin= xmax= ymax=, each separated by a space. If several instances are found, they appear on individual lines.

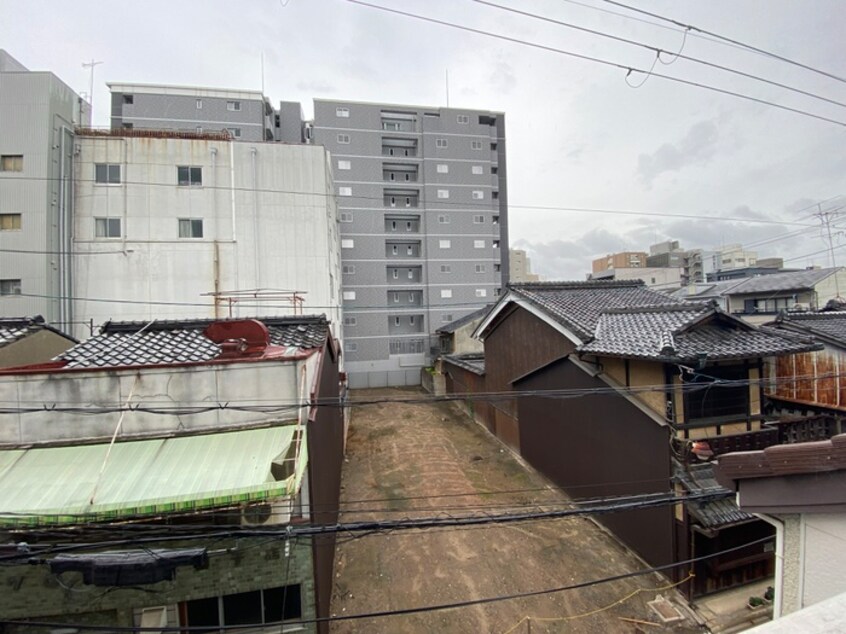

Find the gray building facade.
xmin=311 ymin=100 xmax=508 ymax=387
xmin=0 ymin=50 xmax=88 ymax=330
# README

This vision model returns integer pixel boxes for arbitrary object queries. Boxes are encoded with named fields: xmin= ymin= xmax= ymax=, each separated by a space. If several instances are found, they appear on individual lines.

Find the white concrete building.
xmin=72 ymin=130 xmax=342 ymax=338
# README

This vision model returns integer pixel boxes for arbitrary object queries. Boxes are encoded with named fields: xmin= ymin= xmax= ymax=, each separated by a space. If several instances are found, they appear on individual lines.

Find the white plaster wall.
xmin=801 ymin=513 xmax=846 ymax=608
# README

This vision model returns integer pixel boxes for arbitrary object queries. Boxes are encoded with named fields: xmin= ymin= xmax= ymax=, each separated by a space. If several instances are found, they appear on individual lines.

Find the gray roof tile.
xmin=771 ymin=311 xmax=846 ymax=347
xmin=725 ymin=267 xmax=841 ymax=295
xmin=0 ymin=316 xmax=76 ymax=349
xmin=675 ymin=463 xmax=754 ymax=529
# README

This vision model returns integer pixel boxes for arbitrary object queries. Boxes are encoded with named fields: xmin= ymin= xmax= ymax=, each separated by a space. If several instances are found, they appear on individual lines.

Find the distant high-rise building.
xmin=510 ymin=249 xmax=539 ymax=282
xmin=592 ymin=251 xmax=647 ymax=274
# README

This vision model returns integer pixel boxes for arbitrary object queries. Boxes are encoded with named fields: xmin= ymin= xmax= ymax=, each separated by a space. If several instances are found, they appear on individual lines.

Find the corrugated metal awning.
xmin=0 ymin=425 xmax=306 ymax=527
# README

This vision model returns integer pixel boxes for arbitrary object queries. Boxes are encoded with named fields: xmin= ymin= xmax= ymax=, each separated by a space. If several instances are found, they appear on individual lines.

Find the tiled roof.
xmin=0 ymin=316 xmax=75 ymax=349
xmin=57 ymin=315 xmax=329 ymax=369
xmin=724 ymin=267 xmax=841 ymax=295
xmin=675 ymin=463 xmax=754 ymax=529
xmin=771 ymin=311 xmax=846 ymax=347
xmin=441 ymin=353 xmax=485 ymax=375
xmin=716 ymin=433 xmax=846 ymax=482
xmin=669 ymin=279 xmax=745 ymax=302
xmin=578 ymin=305 xmax=819 ymax=362
xmin=436 ymin=306 xmax=492 ymax=334
xmin=509 ymin=280 xmax=678 ymax=340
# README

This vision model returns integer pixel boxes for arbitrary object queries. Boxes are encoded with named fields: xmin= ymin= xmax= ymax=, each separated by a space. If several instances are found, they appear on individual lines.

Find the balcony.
xmin=385 ymin=215 xmax=420 ymax=233
xmin=389 ymin=338 xmax=426 ymax=355
xmin=388 ymin=314 xmax=425 ymax=335
xmin=386 ymin=241 xmax=421 ymax=259
xmin=384 ymin=189 xmax=419 ymax=208
xmin=387 ymin=266 xmax=422 ymax=285
xmin=382 ymin=137 xmax=418 ymax=157
xmin=388 ymin=290 xmax=423 ymax=307
xmin=383 ymin=163 xmax=418 ymax=183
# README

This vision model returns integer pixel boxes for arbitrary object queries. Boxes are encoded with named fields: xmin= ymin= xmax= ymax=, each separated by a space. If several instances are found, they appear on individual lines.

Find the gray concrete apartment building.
xmin=0 ymin=50 xmax=88 ymax=330
xmin=311 ymin=100 xmax=508 ymax=387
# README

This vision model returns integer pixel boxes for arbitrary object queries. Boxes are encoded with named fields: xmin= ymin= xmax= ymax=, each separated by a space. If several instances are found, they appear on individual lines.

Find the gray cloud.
xmin=637 ymin=120 xmax=720 ymax=185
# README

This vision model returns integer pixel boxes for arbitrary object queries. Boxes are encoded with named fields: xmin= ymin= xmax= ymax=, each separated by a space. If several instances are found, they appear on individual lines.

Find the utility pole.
xmin=82 ymin=59 xmax=103 ymax=124
xmin=814 ymin=203 xmax=843 ymax=299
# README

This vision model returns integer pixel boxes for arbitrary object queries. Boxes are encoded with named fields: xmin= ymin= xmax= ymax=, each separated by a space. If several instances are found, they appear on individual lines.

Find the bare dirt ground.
xmin=329 ymin=388 xmax=704 ymax=633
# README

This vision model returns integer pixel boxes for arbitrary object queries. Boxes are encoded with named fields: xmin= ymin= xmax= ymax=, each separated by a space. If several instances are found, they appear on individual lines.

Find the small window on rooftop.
xmin=227 ymin=100 xmax=241 ymax=111
xmin=123 ymin=94 xmax=134 ymax=105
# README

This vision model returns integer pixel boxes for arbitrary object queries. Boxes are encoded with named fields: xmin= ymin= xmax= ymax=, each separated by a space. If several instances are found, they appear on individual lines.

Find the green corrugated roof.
xmin=0 ymin=425 xmax=306 ymax=527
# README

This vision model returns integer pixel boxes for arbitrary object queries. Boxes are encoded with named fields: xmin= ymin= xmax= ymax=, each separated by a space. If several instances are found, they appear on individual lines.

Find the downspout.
xmin=251 ymin=147 xmax=260 ymax=290
xmin=229 ymin=141 xmax=239 ymax=314
xmin=211 ymin=147 xmax=220 ymax=318
xmin=58 ymin=125 xmax=74 ymax=331
xmin=757 ymin=512 xmax=784 ymax=618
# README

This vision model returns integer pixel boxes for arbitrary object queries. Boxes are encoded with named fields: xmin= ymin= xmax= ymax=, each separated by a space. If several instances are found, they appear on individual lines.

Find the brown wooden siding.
xmin=483 ymin=306 xmax=575 ymax=450
xmin=442 ymin=362 xmax=492 ymax=433
xmin=515 ymin=357 xmax=674 ymax=569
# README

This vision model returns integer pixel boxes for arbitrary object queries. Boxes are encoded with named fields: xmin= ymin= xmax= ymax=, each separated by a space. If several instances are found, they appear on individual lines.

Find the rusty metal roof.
xmin=75 ymin=127 xmax=233 ymax=141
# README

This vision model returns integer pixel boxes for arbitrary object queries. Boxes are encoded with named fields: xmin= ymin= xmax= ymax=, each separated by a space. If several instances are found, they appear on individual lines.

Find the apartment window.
xmin=475 ymin=264 xmax=486 ymax=273
xmin=440 ymin=264 xmax=451 ymax=273
xmin=492 ymin=191 xmax=500 ymax=200
xmin=473 ymin=215 xmax=485 ymax=223
xmin=471 ymin=140 xmax=483 ymax=150
xmin=441 ymin=289 xmax=452 ymax=298
xmin=392 ymin=245 xmax=399 ymax=255
xmin=227 ymin=128 xmax=242 ymax=138
xmin=0 ymin=279 xmax=21 ymax=295
xmin=337 ymin=134 xmax=350 ymax=144
xmin=457 ymin=114 xmax=470 ymax=124
xmin=409 ymin=315 xmax=416 ymax=325
xmin=471 ymin=165 xmax=483 ymax=175
xmin=493 ymin=240 xmax=500 ymax=248
xmin=491 ymin=166 xmax=499 ymax=175
xmin=0 ymin=155 xmax=23 ymax=172
xmin=406 ymin=221 xmax=413 ymax=232
xmin=95 ymin=217 xmax=121 ymax=238
xmin=336 ymin=107 xmax=350 ymax=118
xmin=406 ymin=245 xmax=413 ymax=255
xmin=339 ymin=186 xmax=352 ymax=197
xmin=476 ymin=289 xmax=487 ymax=298
xmin=178 ymin=218 xmax=203 ymax=238
xmin=0 ymin=214 xmax=22 ymax=231
xmin=342 ymin=264 xmax=355 ymax=274
xmin=407 ymin=269 xmax=414 ymax=279
xmin=439 ymin=240 xmax=451 ymax=249
xmin=341 ymin=239 xmax=354 ymax=249
xmin=345 ymin=341 xmax=358 ymax=352
xmin=494 ymin=263 xmax=501 ymax=272
xmin=196 ymin=126 xmax=203 ymax=134
xmin=196 ymin=99 xmax=202 ymax=109
xmin=495 ymin=287 xmax=501 ymax=297
xmin=436 ymin=164 xmax=449 ymax=174
xmin=340 ymin=212 xmax=353 ymax=223
xmin=123 ymin=94 xmax=134 ymax=105
xmin=393 ymin=292 xmax=400 ymax=303
xmin=437 ymin=189 xmax=449 ymax=199
xmin=122 ymin=122 xmax=134 ymax=129
xmin=95 ymin=164 xmax=121 ymax=184
xmin=435 ymin=138 xmax=448 ymax=149
xmin=472 ymin=190 xmax=484 ymax=200
xmin=408 ymin=292 xmax=415 ymax=303
xmin=392 ymin=269 xmax=399 ymax=279
xmin=491 ymin=143 xmax=498 ymax=151
xmin=442 ymin=314 xmax=453 ymax=322
xmin=344 ymin=316 xmax=357 ymax=326
xmin=394 ymin=316 xmax=401 ymax=326
xmin=338 ymin=160 xmax=351 ymax=170
xmin=493 ymin=215 xmax=500 ymax=225
xmin=343 ymin=291 xmax=356 ymax=300
xmin=226 ymin=100 xmax=241 ymax=111
xmin=177 ymin=166 xmax=202 ymax=186
xmin=474 ymin=240 xmax=485 ymax=248
xmin=438 ymin=215 xmax=449 ymax=224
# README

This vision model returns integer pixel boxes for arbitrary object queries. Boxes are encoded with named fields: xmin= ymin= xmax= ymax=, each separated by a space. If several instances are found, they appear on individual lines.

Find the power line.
xmin=344 ymin=0 xmax=846 ymax=127
xmin=473 ymin=0 xmax=846 ymax=110
xmin=603 ymin=0 xmax=846 ymax=85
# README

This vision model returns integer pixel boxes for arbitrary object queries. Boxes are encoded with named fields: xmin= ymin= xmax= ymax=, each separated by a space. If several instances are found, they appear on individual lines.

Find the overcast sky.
xmin=4 ymin=0 xmax=846 ymax=280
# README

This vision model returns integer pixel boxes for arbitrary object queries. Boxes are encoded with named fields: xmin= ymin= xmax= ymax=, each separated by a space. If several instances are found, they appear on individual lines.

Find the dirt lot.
xmin=329 ymin=388 xmax=704 ymax=633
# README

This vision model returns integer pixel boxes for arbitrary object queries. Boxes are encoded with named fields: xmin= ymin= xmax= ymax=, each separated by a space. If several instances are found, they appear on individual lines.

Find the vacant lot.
xmin=330 ymin=388 xmax=702 ymax=633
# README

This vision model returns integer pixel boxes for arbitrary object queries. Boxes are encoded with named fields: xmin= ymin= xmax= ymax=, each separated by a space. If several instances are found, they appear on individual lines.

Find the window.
xmin=408 ymin=292 xmax=415 ymax=303
xmin=491 ymin=143 xmax=498 ymax=151
xmin=0 ymin=214 xmax=22 ymax=231
xmin=436 ymin=138 xmax=448 ymax=149
xmin=227 ymin=128 xmax=242 ymax=138
xmin=392 ymin=269 xmax=399 ymax=279
xmin=338 ymin=160 xmax=351 ymax=170
xmin=343 ymin=291 xmax=356 ymax=300
xmin=437 ymin=189 xmax=449 ymax=199
xmin=472 ymin=190 xmax=484 ymax=200
xmin=472 ymin=165 xmax=484 ymax=175
xmin=407 ymin=269 xmax=414 ymax=279
xmin=473 ymin=215 xmax=485 ymax=223
xmin=196 ymin=99 xmax=203 ymax=109
xmin=439 ymin=240 xmax=451 ymax=249
xmin=442 ymin=314 xmax=453 ymax=322
xmin=95 ymin=163 xmax=121 ymax=184
xmin=492 ymin=191 xmax=500 ymax=200
xmin=178 ymin=218 xmax=203 ymax=238
xmin=337 ymin=134 xmax=350 ymax=144
xmin=476 ymin=289 xmax=487 ymax=297
xmin=457 ymin=114 xmax=470 ymax=124
xmin=406 ymin=245 xmax=413 ymax=256
xmin=344 ymin=316 xmax=357 ymax=326
xmin=406 ymin=221 xmax=413 ymax=232
xmin=0 ymin=279 xmax=21 ymax=295
xmin=336 ymin=107 xmax=350 ymax=118
xmin=441 ymin=289 xmax=452 ymax=298
xmin=392 ymin=245 xmax=398 ymax=255
xmin=394 ymin=316 xmax=401 ymax=326
xmin=122 ymin=122 xmax=134 ymax=129
xmin=0 ymin=155 xmax=23 ymax=172
xmin=440 ymin=264 xmax=451 ymax=273
xmin=471 ymin=140 xmax=483 ymax=150
xmin=340 ymin=212 xmax=353 ymax=223
xmin=474 ymin=240 xmax=485 ymax=248
xmin=339 ymin=186 xmax=352 ymax=197
xmin=196 ymin=126 xmax=203 ymax=134
xmin=493 ymin=215 xmax=500 ymax=225
xmin=345 ymin=341 xmax=358 ymax=352
xmin=177 ymin=166 xmax=202 ymax=186
xmin=494 ymin=263 xmax=501 ymax=272
xmin=436 ymin=164 xmax=449 ymax=174
xmin=491 ymin=166 xmax=498 ymax=175
xmin=493 ymin=240 xmax=500 ymax=248
xmin=475 ymin=264 xmax=486 ymax=273
xmin=341 ymin=239 xmax=354 ymax=249
xmin=343 ymin=264 xmax=355 ymax=274
xmin=123 ymin=94 xmax=134 ymax=105
xmin=438 ymin=215 xmax=449 ymax=224
xmin=95 ymin=217 xmax=121 ymax=238
xmin=684 ymin=365 xmax=748 ymax=423
xmin=226 ymin=100 xmax=241 ymax=111
xmin=393 ymin=292 xmax=400 ymax=303
xmin=409 ymin=315 xmax=416 ymax=325
xmin=495 ymin=287 xmax=501 ymax=297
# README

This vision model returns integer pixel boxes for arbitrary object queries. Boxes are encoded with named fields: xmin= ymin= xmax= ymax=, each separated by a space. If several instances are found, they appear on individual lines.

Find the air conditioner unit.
xmin=241 ymin=500 xmax=292 ymax=527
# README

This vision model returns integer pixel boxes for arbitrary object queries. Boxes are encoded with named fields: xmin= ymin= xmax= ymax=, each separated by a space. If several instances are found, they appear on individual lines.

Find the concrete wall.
xmin=72 ymin=136 xmax=342 ymax=339
xmin=800 ymin=513 xmax=846 ymax=609
xmin=0 ymin=329 xmax=75 ymax=368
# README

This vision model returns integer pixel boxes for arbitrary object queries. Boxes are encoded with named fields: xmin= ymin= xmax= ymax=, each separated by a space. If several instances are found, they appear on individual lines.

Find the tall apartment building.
xmin=0 ymin=50 xmax=89 ymax=329
xmin=509 ymin=248 xmax=539 ymax=282
xmin=591 ymin=251 xmax=647 ymax=274
xmin=311 ymin=100 xmax=508 ymax=387
xmin=72 ymin=129 xmax=342 ymax=339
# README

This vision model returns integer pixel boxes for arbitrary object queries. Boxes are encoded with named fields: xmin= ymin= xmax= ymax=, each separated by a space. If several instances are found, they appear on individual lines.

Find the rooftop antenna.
xmin=81 ymin=59 xmax=103 ymax=122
